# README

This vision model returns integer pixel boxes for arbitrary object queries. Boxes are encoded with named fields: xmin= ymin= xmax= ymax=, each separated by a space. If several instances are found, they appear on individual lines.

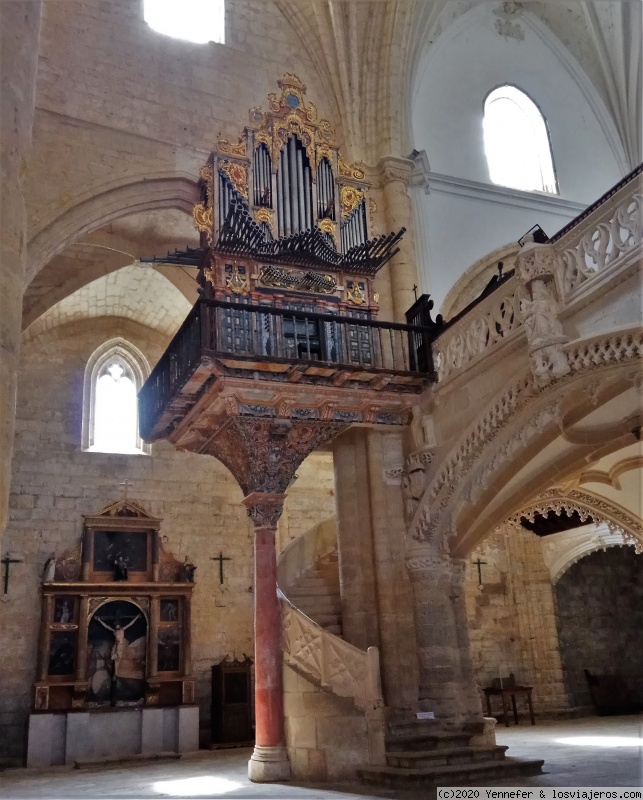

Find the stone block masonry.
xmin=0 ymin=317 xmax=338 ymax=766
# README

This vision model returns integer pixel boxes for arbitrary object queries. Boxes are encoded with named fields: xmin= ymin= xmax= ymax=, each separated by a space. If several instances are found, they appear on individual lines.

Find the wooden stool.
xmin=484 ymin=685 xmax=535 ymax=726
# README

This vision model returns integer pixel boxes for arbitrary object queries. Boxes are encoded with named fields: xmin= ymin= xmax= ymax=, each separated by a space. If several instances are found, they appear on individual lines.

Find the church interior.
xmin=1 ymin=0 xmax=641 ymax=791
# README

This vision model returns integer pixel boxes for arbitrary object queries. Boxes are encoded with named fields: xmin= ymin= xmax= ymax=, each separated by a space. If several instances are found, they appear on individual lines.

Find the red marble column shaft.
xmin=253 ymin=524 xmax=284 ymax=747
xmin=243 ymin=491 xmax=288 ymax=765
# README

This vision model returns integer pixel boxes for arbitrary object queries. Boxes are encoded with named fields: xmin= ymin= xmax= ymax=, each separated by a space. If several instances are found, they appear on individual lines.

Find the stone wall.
xmin=0 ymin=316 xmax=337 ymax=765
xmin=465 ymin=525 xmax=570 ymax=717
xmin=553 ymin=547 xmax=643 ymax=709
xmin=283 ymin=664 xmax=378 ymax=780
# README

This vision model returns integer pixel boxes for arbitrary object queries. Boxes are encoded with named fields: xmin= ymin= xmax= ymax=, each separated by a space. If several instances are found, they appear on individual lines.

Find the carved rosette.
xmin=243 ymin=492 xmax=287 ymax=529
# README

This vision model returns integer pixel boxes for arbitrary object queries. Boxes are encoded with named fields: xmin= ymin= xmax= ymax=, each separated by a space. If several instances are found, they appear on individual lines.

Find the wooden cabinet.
xmin=211 ymin=656 xmax=254 ymax=747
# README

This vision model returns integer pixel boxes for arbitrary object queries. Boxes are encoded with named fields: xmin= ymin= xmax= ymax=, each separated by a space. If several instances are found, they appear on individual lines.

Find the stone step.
xmin=386 ymin=745 xmax=508 ymax=769
xmin=324 ymin=624 xmax=342 ymax=636
xmin=288 ymin=583 xmax=337 ymax=596
xmin=386 ymin=731 xmax=472 ymax=752
xmin=290 ymin=597 xmax=342 ymax=614
xmin=359 ymin=755 xmax=545 ymax=788
xmin=303 ymin=611 xmax=341 ymax=625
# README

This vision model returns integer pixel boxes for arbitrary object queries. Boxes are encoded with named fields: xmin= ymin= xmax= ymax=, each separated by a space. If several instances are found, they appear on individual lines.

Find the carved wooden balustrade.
xmin=278 ymin=589 xmax=383 ymax=713
xmin=432 ymin=164 xmax=642 ymax=386
xmin=139 ymin=298 xmax=436 ymax=442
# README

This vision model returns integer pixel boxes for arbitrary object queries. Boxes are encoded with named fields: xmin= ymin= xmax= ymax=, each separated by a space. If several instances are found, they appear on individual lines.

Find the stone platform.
xmin=26 ymin=705 xmax=199 ymax=768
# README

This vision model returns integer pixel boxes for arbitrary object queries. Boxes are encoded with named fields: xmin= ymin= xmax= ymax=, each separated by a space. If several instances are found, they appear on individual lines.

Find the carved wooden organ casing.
xmin=190 ymin=74 xmax=405 ymax=333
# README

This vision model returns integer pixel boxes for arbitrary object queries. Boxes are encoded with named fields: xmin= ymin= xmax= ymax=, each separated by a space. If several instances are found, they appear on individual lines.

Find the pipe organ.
xmin=186 ymin=75 xmax=404 ymax=326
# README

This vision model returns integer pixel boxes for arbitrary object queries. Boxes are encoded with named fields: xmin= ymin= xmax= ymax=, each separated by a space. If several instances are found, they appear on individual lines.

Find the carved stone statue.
xmin=180 ymin=556 xmax=197 ymax=583
xmin=43 ymin=557 xmax=56 ymax=583
xmin=521 ymin=278 xmax=570 ymax=387
xmin=521 ymin=279 xmax=565 ymax=348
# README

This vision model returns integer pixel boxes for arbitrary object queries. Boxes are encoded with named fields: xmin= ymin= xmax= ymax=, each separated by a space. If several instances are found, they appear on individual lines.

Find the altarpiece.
xmin=35 ymin=500 xmax=195 ymax=713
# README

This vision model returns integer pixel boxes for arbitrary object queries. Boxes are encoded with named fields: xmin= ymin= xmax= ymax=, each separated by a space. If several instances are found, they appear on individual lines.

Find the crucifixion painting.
xmin=86 ymin=600 xmax=147 ymax=706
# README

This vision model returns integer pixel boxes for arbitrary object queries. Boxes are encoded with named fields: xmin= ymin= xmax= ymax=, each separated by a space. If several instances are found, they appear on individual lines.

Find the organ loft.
xmin=138 ymin=74 xmax=440 ymax=781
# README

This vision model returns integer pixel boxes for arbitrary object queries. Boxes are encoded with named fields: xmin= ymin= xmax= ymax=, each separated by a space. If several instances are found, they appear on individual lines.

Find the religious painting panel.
xmin=86 ymin=600 xmax=147 ymax=706
xmin=48 ymin=631 xmax=76 ymax=677
xmin=53 ymin=596 xmax=77 ymax=624
xmin=158 ymin=628 xmax=181 ymax=673
xmin=93 ymin=530 xmax=149 ymax=575
xmin=160 ymin=599 xmax=180 ymax=622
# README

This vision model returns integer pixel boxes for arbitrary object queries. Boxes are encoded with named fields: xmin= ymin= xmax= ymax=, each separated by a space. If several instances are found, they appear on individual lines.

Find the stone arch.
xmin=407 ymin=330 xmax=643 ymax=557
xmin=407 ymin=3 xmax=629 ymax=175
xmin=27 ymin=173 xmax=199 ymax=284
xmin=506 ymin=488 xmax=643 ymax=547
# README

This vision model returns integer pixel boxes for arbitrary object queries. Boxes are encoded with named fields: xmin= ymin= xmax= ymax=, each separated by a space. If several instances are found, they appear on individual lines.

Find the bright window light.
xmin=483 ymin=85 xmax=557 ymax=194
xmin=89 ymin=361 xmax=143 ymax=454
xmin=144 ymin=0 xmax=225 ymax=45
xmin=556 ymin=736 xmax=643 ymax=748
xmin=152 ymin=776 xmax=242 ymax=796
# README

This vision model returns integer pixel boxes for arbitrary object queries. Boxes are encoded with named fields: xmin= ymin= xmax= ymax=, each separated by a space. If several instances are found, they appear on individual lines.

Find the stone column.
xmin=0 ymin=1 xmax=42 ymax=546
xmin=377 ymin=157 xmax=421 ymax=323
xmin=243 ymin=492 xmax=290 ymax=783
xmin=450 ymin=559 xmax=483 ymax=718
xmin=406 ymin=545 xmax=482 ymax=726
xmin=332 ymin=430 xmax=380 ymax=652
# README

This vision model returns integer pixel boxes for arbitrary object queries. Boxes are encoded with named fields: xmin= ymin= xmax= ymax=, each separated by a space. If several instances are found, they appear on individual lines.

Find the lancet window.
xmin=82 ymin=339 xmax=150 ymax=455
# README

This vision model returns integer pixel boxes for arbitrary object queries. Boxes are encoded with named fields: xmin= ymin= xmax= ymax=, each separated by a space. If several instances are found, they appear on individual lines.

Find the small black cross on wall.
xmin=473 ymin=558 xmax=487 ymax=585
xmin=211 ymin=552 xmax=231 ymax=585
xmin=2 ymin=553 xmax=22 ymax=595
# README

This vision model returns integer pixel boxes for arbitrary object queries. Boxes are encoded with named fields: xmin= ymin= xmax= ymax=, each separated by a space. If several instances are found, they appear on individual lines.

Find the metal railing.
xmin=139 ymin=299 xmax=437 ymax=438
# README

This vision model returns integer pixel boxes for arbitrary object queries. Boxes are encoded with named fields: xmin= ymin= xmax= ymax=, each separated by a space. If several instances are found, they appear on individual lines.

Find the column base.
xmin=248 ymin=744 xmax=291 ymax=782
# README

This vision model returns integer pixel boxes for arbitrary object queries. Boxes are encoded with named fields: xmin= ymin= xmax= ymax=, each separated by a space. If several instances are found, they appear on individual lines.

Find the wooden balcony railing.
xmin=139 ymin=299 xmax=438 ymax=440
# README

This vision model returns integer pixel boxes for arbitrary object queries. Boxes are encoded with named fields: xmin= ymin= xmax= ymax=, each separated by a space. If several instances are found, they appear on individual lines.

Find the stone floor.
xmin=1 ymin=716 xmax=641 ymax=799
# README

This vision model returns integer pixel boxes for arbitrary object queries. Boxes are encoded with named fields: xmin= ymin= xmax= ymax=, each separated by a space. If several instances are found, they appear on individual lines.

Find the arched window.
xmin=483 ymin=85 xmax=557 ymax=194
xmin=82 ymin=339 xmax=150 ymax=455
xmin=144 ymin=0 xmax=225 ymax=44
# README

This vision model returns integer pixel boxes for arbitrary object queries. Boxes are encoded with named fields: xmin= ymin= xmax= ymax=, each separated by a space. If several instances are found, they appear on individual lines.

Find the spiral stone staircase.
xmin=278 ymin=518 xmax=544 ymax=785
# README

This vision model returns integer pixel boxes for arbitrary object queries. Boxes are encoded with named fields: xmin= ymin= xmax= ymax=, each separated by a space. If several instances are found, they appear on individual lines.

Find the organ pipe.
xmin=276 ymin=135 xmax=314 ymax=237
xmin=253 ymin=144 xmax=272 ymax=208
xmin=316 ymin=158 xmax=335 ymax=221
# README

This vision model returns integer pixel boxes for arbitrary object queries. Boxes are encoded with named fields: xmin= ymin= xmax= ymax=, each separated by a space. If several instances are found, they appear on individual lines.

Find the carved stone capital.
xmin=405 ymin=543 xmax=450 ymax=575
xmin=516 ymin=242 xmax=559 ymax=286
xmin=243 ymin=492 xmax=287 ymax=529
xmin=376 ymin=156 xmax=414 ymax=187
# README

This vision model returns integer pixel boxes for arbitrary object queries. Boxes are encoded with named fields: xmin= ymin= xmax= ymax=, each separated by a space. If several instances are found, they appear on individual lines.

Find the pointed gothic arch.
xmin=82 ymin=338 xmax=151 ymax=455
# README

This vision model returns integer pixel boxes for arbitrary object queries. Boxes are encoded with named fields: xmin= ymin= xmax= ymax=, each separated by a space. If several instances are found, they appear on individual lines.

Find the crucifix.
xmin=119 ymin=480 xmax=133 ymax=500
xmin=2 ymin=553 xmax=22 ymax=595
xmin=211 ymin=552 xmax=231 ymax=585
xmin=412 ymin=283 xmax=418 ymax=301
xmin=473 ymin=557 xmax=487 ymax=585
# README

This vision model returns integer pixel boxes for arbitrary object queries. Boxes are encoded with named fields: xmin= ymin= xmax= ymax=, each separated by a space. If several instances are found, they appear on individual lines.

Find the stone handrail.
xmin=433 ymin=272 xmax=525 ymax=382
xmin=553 ymin=169 xmax=642 ymax=301
xmin=431 ymin=167 xmax=642 ymax=386
xmin=279 ymin=589 xmax=383 ymax=712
